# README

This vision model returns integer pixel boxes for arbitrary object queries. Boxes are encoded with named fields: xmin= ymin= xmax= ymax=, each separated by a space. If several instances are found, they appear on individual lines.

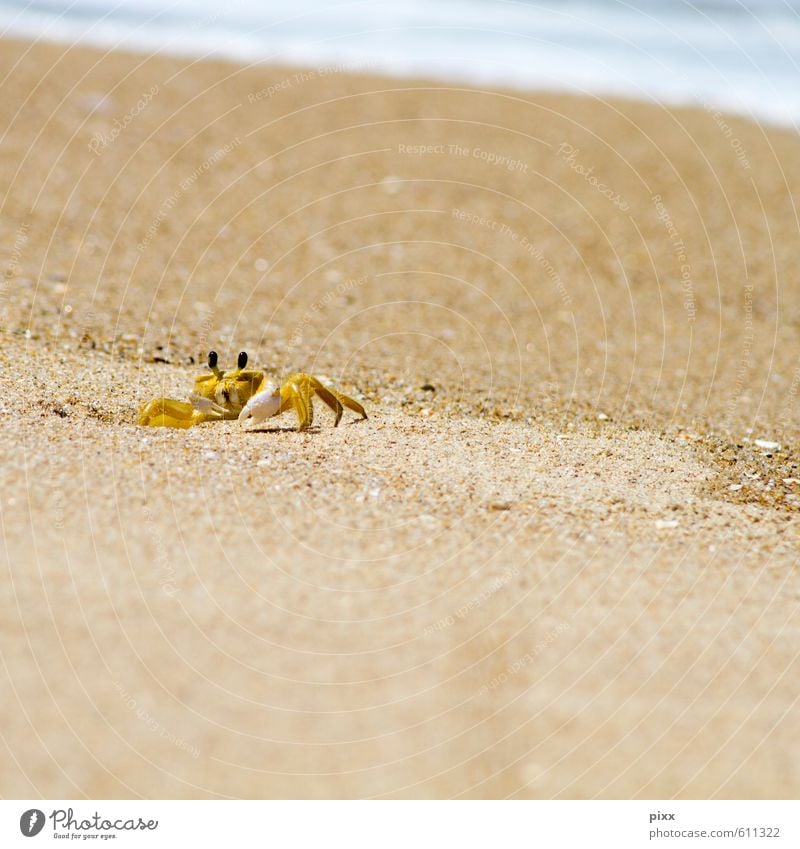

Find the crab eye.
xmin=208 ymin=351 xmax=218 ymax=368
xmin=237 ymin=351 xmax=248 ymax=369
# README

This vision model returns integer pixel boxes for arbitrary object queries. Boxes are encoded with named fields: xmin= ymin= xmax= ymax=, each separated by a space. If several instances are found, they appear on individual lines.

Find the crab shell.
xmin=193 ymin=368 xmax=265 ymax=417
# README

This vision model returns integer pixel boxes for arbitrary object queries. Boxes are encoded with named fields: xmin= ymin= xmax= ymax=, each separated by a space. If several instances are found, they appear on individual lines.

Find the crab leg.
xmin=308 ymin=377 xmax=344 ymax=426
xmin=327 ymin=386 xmax=367 ymax=421
xmin=281 ymin=376 xmax=314 ymax=431
xmin=138 ymin=398 xmax=201 ymax=428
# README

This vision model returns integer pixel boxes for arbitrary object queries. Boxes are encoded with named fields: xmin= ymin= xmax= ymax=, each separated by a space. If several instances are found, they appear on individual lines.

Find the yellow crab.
xmin=138 ymin=351 xmax=367 ymax=432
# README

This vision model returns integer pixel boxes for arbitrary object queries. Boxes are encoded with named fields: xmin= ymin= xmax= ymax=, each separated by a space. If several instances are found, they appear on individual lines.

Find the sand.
xmin=0 ymin=37 xmax=798 ymax=799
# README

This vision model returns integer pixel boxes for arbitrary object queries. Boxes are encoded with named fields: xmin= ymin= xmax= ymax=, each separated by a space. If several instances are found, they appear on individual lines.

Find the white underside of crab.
xmin=189 ymin=393 xmax=227 ymax=415
xmin=238 ymin=381 xmax=282 ymax=425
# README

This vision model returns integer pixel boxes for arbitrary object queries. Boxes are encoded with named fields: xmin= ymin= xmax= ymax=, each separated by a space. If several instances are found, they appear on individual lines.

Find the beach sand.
xmin=1 ymin=38 xmax=799 ymax=798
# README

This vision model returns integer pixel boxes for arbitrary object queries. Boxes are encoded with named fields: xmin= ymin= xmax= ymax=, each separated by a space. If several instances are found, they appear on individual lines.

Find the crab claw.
xmin=188 ymin=393 xmax=228 ymax=417
xmin=238 ymin=381 xmax=282 ymax=426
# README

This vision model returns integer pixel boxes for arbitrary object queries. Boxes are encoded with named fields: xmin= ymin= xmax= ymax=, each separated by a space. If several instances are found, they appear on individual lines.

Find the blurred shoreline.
xmin=2 ymin=0 xmax=800 ymax=126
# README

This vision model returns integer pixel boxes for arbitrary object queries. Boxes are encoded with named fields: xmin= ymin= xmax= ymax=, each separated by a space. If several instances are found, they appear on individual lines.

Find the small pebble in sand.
xmin=597 ymin=412 xmax=609 ymax=421
xmin=754 ymin=439 xmax=780 ymax=450
xmin=655 ymin=519 xmax=679 ymax=529
xmin=728 ymin=483 xmax=743 ymax=491
xmin=380 ymin=176 xmax=402 ymax=194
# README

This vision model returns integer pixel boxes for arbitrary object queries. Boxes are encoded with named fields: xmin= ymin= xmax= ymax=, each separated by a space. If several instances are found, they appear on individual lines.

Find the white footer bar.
xmin=2 ymin=800 xmax=797 ymax=848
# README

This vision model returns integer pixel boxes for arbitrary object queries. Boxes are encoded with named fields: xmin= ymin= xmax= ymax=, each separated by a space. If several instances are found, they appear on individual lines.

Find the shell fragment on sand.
xmin=754 ymin=439 xmax=780 ymax=450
